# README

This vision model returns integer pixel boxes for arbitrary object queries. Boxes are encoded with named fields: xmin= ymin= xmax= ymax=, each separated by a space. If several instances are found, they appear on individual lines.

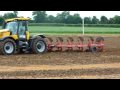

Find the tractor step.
xmin=19 ymin=41 xmax=29 ymax=48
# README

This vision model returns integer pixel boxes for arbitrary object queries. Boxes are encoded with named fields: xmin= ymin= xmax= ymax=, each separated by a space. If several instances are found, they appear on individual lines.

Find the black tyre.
xmin=31 ymin=37 xmax=47 ymax=54
xmin=0 ymin=38 xmax=16 ymax=55
xmin=90 ymin=46 xmax=97 ymax=52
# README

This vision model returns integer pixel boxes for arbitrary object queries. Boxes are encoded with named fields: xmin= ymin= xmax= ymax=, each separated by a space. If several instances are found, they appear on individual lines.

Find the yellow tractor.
xmin=0 ymin=17 xmax=47 ymax=55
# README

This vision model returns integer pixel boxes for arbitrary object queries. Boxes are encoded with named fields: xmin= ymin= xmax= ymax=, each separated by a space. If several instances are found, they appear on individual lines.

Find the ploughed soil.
xmin=0 ymin=35 xmax=120 ymax=79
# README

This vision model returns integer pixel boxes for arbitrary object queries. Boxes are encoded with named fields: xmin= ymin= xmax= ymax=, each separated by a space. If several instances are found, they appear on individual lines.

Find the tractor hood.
xmin=0 ymin=29 xmax=10 ymax=39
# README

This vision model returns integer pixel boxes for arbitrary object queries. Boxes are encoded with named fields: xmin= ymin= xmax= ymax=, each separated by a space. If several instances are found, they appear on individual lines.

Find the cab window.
xmin=5 ymin=21 xmax=18 ymax=34
xmin=18 ymin=21 xmax=27 ymax=35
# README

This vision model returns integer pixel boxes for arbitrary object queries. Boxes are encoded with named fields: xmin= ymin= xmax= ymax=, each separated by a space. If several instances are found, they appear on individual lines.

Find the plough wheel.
xmin=96 ymin=37 xmax=104 ymax=52
xmin=90 ymin=46 xmax=97 ymax=52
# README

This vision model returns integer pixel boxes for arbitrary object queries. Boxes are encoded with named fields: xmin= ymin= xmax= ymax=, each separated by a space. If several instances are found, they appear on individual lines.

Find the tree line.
xmin=1 ymin=11 xmax=120 ymax=25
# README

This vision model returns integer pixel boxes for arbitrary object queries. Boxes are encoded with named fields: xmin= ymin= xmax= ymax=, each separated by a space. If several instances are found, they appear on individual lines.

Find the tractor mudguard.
xmin=30 ymin=35 xmax=46 ymax=40
xmin=0 ymin=36 xmax=15 ymax=42
xmin=37 ymin=35 xmax=46 ymax=39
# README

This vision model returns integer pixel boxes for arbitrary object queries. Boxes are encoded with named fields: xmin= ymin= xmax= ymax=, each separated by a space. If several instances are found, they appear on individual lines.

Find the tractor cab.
xmin=2 ymin=18 xmax=30 ymax=41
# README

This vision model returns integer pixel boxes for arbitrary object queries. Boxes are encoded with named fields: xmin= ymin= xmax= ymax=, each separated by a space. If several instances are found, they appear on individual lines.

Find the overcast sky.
xmin=0 ymin=11 xmax=120 ymax=19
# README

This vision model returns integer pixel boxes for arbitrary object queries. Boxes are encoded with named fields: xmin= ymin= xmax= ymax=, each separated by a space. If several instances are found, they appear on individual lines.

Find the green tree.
xmin=112 ymin=15 xmax=120 ymax=24
xmin=72 ymin=14 xmax=82 ymax=24
xmin=46 ymin=15 xmax=56 ymax=23
xmin=91 ymin=16 xmax=99 ymax=24
xmin=56 ymin=11 xmax=82 ymax=24
xmin=32 ymin=11 xmax=47 ymax=23
xmin=0 ymin=15 xmax=4 ymax=25
xmin=65 ymin=15 xmax=74 ymax=24
xmin=62 ymin=11 xmax=70 ymax=23
xmin=56 ymin=13 xmax=62 ymax=23
xmin=13 ymin=11 xmax=18 ymax=17
xmin=100 ymin=16 xmax=108 ymax=24
xmin=27 ymin=17 xmax=34 ymax=23
xmin=109 ymin=18 xmax=114 ymax=24
xmin=84 ymin=17 xmax=92 ymax=24
xmin=56 ymin=11 xmax=70 ymax=23
xmin=3 ymin=12 xmax=17 ymax=19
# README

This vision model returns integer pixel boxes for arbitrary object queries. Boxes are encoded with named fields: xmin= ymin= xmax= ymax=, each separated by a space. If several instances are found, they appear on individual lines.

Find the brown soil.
xmin=0 ymin=35 xmax=120 ymax=79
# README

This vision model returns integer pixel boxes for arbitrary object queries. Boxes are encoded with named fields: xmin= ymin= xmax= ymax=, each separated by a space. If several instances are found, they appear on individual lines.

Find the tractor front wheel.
xmin=0 ymin=38 xmax=16 ymax=55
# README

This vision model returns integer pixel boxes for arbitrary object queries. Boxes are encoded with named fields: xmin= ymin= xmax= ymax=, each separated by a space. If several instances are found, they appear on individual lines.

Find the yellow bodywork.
xmin=0 ymin=30 xmax=30 ymax=40
xmin=0 ymin=29 xmax=11 ymax=38
xmin=0 ymin=18 xmax=30 ymax=41
xmin=5 ymin=18 xmax=30 ymax=22
xmin=26 ymin=31 xmax=30 ymax=40
xmin=11 ymin=35 xmax=19 ymax=40
xmin=0 ymin=29 xmax=18 ymax=40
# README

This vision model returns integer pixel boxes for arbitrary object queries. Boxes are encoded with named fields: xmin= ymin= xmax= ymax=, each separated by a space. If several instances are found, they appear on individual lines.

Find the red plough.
xmin=46 ymin=36 xmax=104 ymax=52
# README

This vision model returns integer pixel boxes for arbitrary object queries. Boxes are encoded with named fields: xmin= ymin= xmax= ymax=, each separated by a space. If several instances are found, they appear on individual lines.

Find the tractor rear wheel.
xmin=31 ymin=37 xmax=47 ymax=54
xmin=0 ymin=38 xmax=16 ymax=55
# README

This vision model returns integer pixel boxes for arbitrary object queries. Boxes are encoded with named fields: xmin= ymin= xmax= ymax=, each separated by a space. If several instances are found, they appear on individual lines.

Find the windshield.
xmin=5 ymin=21 xmax=18 ymax=34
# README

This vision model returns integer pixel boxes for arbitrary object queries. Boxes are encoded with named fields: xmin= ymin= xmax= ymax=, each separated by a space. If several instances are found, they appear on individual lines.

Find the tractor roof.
xmin=5 ymin=17 xmax=30 ymax=22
